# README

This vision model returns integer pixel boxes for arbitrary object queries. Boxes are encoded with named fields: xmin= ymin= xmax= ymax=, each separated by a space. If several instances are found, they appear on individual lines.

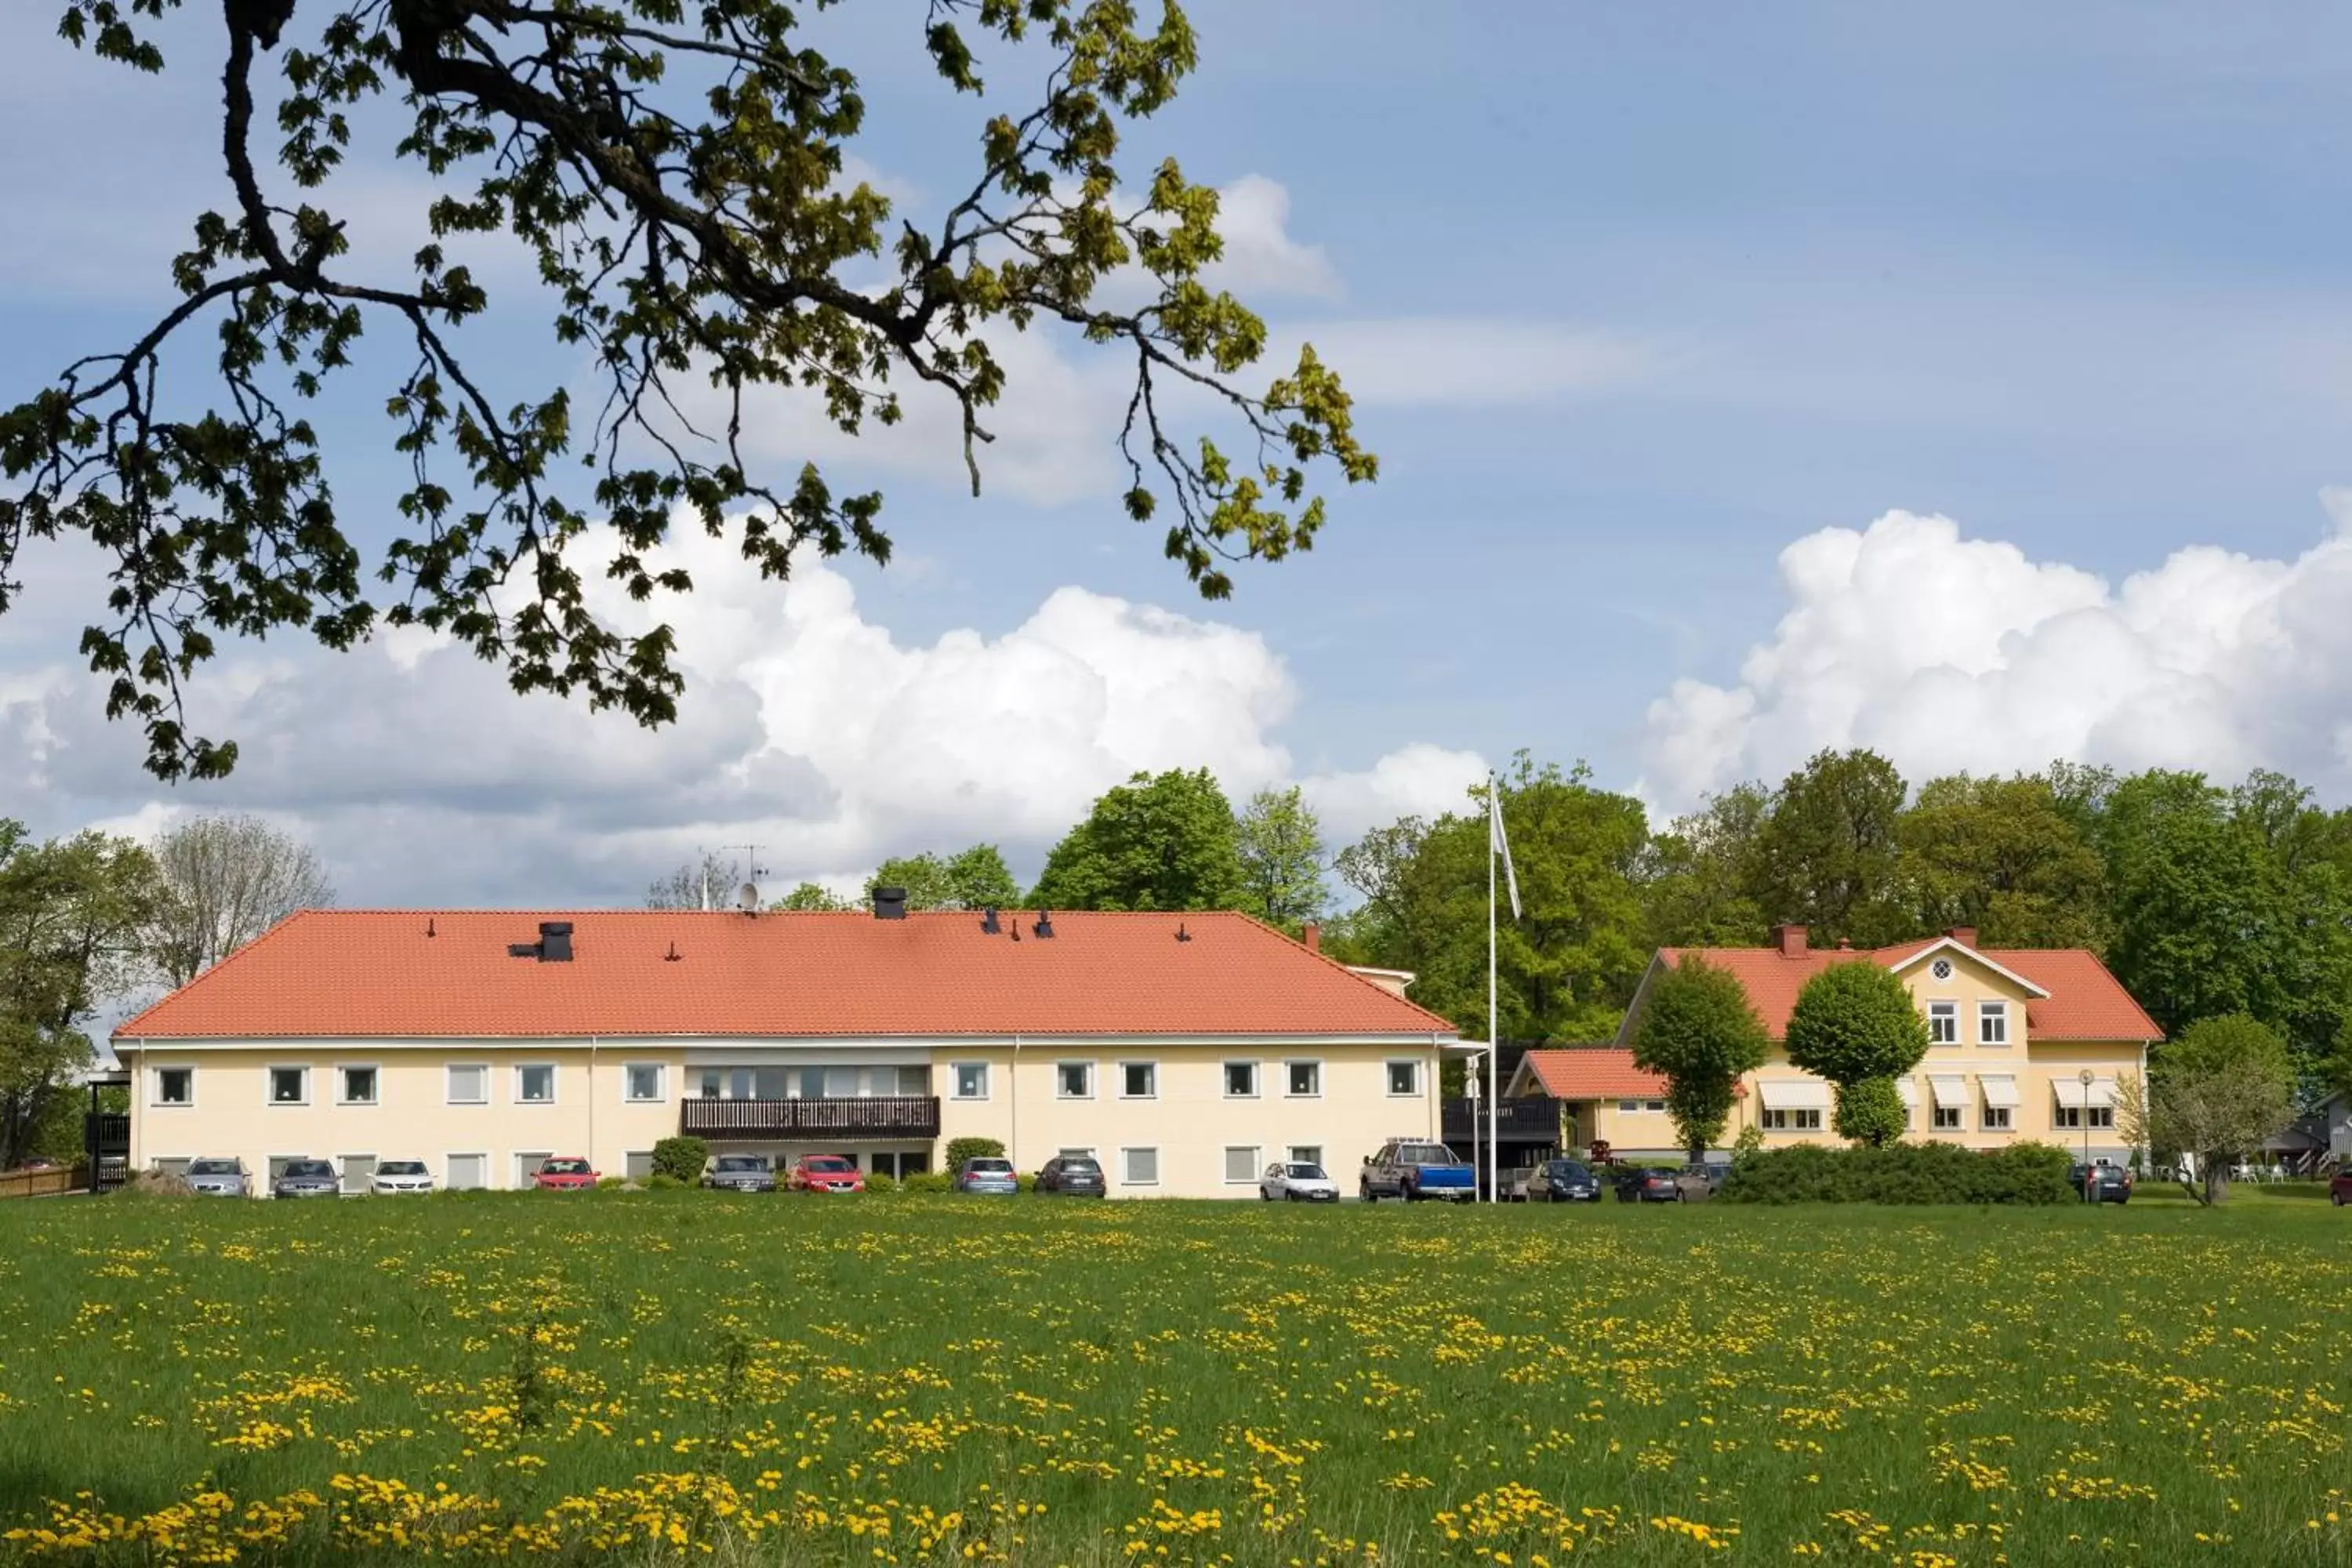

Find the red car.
xmin=2332 ymin=1168 xmax=2351 ymax=1207
xmin=786 ymin=1154 xmax=865 ymax=1194
xmin=531 ymin=1156 xmax=600 ymax=1191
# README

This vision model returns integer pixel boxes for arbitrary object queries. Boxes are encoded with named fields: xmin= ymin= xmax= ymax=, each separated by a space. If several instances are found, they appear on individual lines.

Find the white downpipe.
xmin=1010 ymin=1036 xmax=1024 ymax=1173
xmin=589 ymin=1036 xmax=598 ymax=1173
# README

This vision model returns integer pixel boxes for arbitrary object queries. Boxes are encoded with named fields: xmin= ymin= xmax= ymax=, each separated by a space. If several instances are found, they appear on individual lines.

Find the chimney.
xmin=508 ymin=921 xmax=575 ymax=962
xmin=1771 ymin=924 xmax=1808 ymax=958
xmin=1303 ymin=922 xmax=1321 ymax=953
xmin=1945 ymin=926 xmax=1978 ymax=949
xmin=872 ymin=887 xmax=908 ymax=920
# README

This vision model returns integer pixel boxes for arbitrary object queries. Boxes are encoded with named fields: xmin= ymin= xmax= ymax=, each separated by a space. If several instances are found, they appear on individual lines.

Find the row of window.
xmin=1757 ymin=1097 xmax=2118 ymax=1134
xmin=151 ymin=1062 xmax=669 ymax=1109
xmin=1051 ymin=1143 xmax=1327 ymax=1187
xmin=1926 ymin=1000 xmax=2010 ymax=1046
xmin=951 ymin=1058 xmax=1424 ymax=1102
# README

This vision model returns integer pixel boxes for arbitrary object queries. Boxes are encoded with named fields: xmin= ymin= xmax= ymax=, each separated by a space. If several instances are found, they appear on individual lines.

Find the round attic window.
xmin=1931 ymin=959 xmax=1955 ymax=981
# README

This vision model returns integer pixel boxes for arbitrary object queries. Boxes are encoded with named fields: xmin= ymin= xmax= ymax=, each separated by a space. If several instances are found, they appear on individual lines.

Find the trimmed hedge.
xmin=1717 ymin=1140 xmax=2076 ymax=1205
xmin=899 ymin=1171 xmax=953 ymax=1194
xmin=863 ymin=1171 xmax=898 ymax=1195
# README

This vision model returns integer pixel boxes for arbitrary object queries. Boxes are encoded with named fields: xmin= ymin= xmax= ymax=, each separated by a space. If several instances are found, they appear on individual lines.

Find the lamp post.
xmin=2078 ymin=1069 xmax=2095 ymax=1199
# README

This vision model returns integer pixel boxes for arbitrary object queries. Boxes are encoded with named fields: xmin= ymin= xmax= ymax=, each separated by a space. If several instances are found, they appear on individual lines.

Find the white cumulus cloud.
xmin=1639 ymin=503 xmax=2352 ymax=811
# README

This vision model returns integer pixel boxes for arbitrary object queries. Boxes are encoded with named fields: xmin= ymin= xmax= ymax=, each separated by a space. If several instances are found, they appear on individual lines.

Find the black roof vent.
xmin=873 ymin=886 xmax=909 ymax=920
xmin=980 ymin=907 xmax=1001 ymax=935
xmin=510 ymin=921 xmax=575 ymax=963
xmin=426 ymin=916 xmax=437 ymax=939
xmin=1175 ymin=922 xmax=1191 ymax=942
xmin=1032 ymin=910 xmax=1055 ymax=939
xmin=664 ymin=942 xmax=682 ymax=963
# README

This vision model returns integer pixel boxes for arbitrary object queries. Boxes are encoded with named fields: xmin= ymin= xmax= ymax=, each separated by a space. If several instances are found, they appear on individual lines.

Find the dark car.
xmin=2071 ymin=1163 xmax=2132 ymax=1204
xmin=1036 ymin=1156 xmax=1107 ymax=1196
xmin=702 ymin=1154 xmax=776 ymax=1193
xmin=1524 ymin=1159 xmax=1602 ymax=1203
xmin=272 ymin=1159 xmax=340 ymax=1200
xmin=2332 ymin=1167 xmax=2351 ymax=1207
xmin=1613 ymin=1166 xmax=1683 ymax=1203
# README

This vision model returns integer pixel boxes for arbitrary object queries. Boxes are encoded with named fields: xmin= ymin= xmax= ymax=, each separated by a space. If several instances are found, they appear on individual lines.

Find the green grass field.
xmin=2 ymin=1192 xmax=2347 ymax=1566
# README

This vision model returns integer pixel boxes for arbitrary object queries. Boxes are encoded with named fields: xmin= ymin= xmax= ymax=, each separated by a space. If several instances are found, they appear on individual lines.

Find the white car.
xmin=1259 ymin=1161 xmax=1340 ymax=1203
xmin=371 ymin=1160 xmax=435 ymax=1196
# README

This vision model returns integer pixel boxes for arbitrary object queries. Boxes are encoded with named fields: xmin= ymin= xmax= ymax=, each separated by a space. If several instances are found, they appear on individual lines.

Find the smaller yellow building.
xmin=1508 ymin=925 xmax=2160 ymax=1162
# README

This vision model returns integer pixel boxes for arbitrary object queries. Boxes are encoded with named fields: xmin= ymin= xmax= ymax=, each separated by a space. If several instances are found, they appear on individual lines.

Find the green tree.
xmin=866 ymin=845 xmax=1022 ymax=912
xmin=768 ymin=882 xmax=850 ymax=913
xmin=1751 ymin=749 xmax=1915 ymax=948
xmin=1783 ymin=961 xmax=1930 ymax=1149
xmin=1896 ymin=772 xmax=2109 ymax=949
xmin=1629 ymin=955 xmax=1771 ymax=1161
xmin=647 ymin=852 xmax=744 ymax=912
xmin=2126 ymin=1013 xmax=2297 ymax=1206
xmin=147 ymin=814 xmax=335 ymax=988
xmin=1235 ymin=786 xmax=1327 ymax=934
xmin=1639 ymin=783 xmax=1770 ymax=947
xmin=1030 ymin=770 xmax=1243 ymax=913
xmin=5 ymin=0 xmax=1375 ymax=783
xmin=1 ymin=826 xmax=169 ymax=1169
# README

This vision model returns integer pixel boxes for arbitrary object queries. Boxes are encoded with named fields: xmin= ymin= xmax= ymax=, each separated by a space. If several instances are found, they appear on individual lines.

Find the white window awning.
xmin=1893 ymin=1077 xmax=1920 ymax=1109
xmin=1929 ymin=1074 xmax=1969 ymax=1109
xmin=1978 ymin=1074 xmax=2021 ymax=1109
xmin=1757 ymin=1079 xmax=1832 ymax=1112
xmin=2052 ymin=1075 xmax=2119 ymax=1109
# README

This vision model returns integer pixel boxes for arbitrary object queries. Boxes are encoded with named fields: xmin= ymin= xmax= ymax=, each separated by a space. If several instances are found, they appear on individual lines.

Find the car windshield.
xmin=379 ymin=1162 xmax=426 ymax=1176
xmin=1548 ymin=1162 xmax=1590 ymax=1178
xmin=1060 ymin=1160 xmax=1101 ymax=1173
xmin=542 ymin=1160 xmax=591 ymax=1174
xmin=967 ymin=1159 xmax=1012 ymax=1173
xmin=804 ymin=1158 xmax=854 ymax=1173
xmin=1285 ymin=1164 xmax=1327 ymax=1180
xmin=1398 ymin=1145 xmax=1455 ymax=1165
xmin=187 ymin=1160 xmax=240 ymax=1176
xmin=715 ymin=1157 xmax=766 ymax=1172
xmin=283 ymin=1161 xmax=334 ymax=1178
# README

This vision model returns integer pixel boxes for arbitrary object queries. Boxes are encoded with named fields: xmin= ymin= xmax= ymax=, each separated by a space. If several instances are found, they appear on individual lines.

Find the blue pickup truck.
xmin=1360 ymin=1139 xmax=1478 ymax=1203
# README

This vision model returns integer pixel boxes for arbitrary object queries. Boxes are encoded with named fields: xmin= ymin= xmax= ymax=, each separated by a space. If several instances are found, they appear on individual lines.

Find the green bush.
xmin=1718 ymin=1141 xmax=2076 ymax=1205
xmin=899 ymin=1171 xmax=953 ymax=1194
xmin=863 ymin=1171 xmax=898 ymax=1195
xmin=597 ymin=1175 xmax=628 ymax=1191
xmin=650 ymin=1136 xmax=708 ymax=1185
xmin=1015 ymin=1172 xmax=1037 ymax=1193
xmin=644 ymin=1172 xmax=686 ymax=1192
xmin=1832 ymin=1077 xmax=1908 ymax=1147
xmin=942 ymin=1137 xmax=1004 ymax=1175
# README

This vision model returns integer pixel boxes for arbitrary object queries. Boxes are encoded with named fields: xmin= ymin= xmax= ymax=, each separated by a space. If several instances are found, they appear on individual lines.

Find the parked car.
xmin=956 ymin=1156 xmax=1019 ymax=1195
xmin=1524 ymin=1159 xmax=1602 ymax=1203
xmin=787 ymin=1154 xmax=866 ymax=1194
xmin=271 ymin=1159 xmax=341 ymax=1200
xmin=1612 ymin=1166 xmax=1683 ymax=1203
xmin=370 ymin=1160 xmax=434 ymax=1196
xmin=1036 ymin=1156 xmax=1107 ymax=1196
xmin=2071 ymin=1163 xmax=2132 ymax=1204
xmin=183 ymin=1157 xmax=250 ymax=1197
xmin=2332 ymin=1167 xmax=2352 ymax=1207
xmin=531 ymin=1156 xmax=600 ymax=1191
xmin=1260 ymin=1161 xmax=1340 ymax=1202
xmin=1676 ymin=1161 xmax=1729 ymax=1200
xmin=703 ymin=1154 xmax=777 ymax=1193
xmin=1360 ymin=1140 xmax=1477 ymax=1203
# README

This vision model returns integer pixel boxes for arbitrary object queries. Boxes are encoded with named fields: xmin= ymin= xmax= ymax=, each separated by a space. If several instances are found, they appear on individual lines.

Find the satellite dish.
xmin=736 ymin=882 xmax=760 ymax=913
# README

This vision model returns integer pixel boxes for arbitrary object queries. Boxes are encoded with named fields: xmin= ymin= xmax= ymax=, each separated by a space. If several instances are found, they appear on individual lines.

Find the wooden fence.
xmin=0 ymin=1167 xmax=78 ymax=1200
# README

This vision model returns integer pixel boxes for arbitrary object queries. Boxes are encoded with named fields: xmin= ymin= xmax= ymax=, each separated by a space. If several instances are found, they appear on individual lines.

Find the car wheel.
xmin=1260 ymin=1189 xmax=1272 ymax=1201
xmin=2333 ymin=1189 xmax=2345 ymax=1206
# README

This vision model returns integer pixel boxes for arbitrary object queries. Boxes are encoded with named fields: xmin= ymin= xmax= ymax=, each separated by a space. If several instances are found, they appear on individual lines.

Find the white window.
xmin=152 ymin=1066 xmax=194 ymax=1108
xmin=1617 ymin=1098 xmax=1668 ymax=1113
xmin=1289 ymin=1145 xmax=1323 ymax=1167
xmin=1223 ymin=1146 xmax=1260 ymax=1184
xmin=952 ymin=1062 xmax=989 ymax=1100
xmin=1224 ymin=1061 xmax=1259 ymax=1098
xmin=1932 ymin=1103 xmax=1964 ymax=1131
xmin=1285 ymin=1060 xmax=1322 ymax=1098
xmin=1979 ymin=1002 xmax=2009 ymax=1046
xmin=623 ymin=1064 xmax=665 ymax=1103
xmin=337 ymin=1065 xmax=379 ymax=1106
xmin=895 ymin=1065 xmax=930 ymax=1095
xmin=1057 ymin=1146 xmax=1098 ymax=1160
xmin=445 ymin=1153 xmax=488 ymax=1192
xmin=513 ymin=1151 xmax=554 ymax=1188
xmin=1121 ymin=1147 xmax=1160 ymax=1186
xmin=446 ymin=1064 xmax=489 ymax=1105
xmin=1928 ymin=1001 xmax=1958 ymax=1045
xmin=267 ymin=1066 xmax=310 ymax=1106
xmin=1056 ymin=1061 xmax=1094 ymax=1099
xmin=1386 ymin=1059 xmax=1421 ymax=1097
xmin=515 ymin=1064 xmax=556 ymax=1105
xmin=1120 ymin=1061 xmax=1156 ymax=1098
xmin=1761 ymin=1107 xmax=1824 ymax=1131
xmin=623 ymin=1152 xmax=655 ymax=1183
xmin=2054 ymin=1104 xmax=2117 ymax=1131
xmin=1981 ymin=1102 xmax=2013 ymax=1131
xmin=339 ymin=1155 xmax=376 ymax=1195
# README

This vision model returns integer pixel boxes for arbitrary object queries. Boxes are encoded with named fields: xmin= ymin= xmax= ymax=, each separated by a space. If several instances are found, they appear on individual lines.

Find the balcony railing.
xmin=1441 ymin=1096 xmax=1560 ymax=1141
xmin=681 ymin=1095 xmax=941 ymax=1142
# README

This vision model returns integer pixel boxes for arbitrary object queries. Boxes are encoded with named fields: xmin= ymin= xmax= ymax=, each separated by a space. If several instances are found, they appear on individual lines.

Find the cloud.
xmin=2 ymin=525 xmax=1482 ymax=904
xmin=1638 ymin=503 xmax=2352 ymax=811
xmin=1271 ymin=320 xmax=1653 ymax=408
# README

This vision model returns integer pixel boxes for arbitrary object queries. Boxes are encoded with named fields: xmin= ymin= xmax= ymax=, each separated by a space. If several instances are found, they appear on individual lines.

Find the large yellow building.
xmin=114 ymin=906 xmax=1461 ymax=1197
xmin=1508 ymin=925 xmax=2161 ymax=1162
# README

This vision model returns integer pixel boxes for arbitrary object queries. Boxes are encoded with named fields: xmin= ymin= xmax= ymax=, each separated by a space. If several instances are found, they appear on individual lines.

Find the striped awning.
xmin=1978 ymin=1074 xmax=2020 ymax=1109
xmin=1756 ymin=1079 xmax=1832 ymax=1111
xmin=2052 ymin=1076 xmax=2118 ymax=1109
xmin=1929 ymin=1074 xmax=1968 ymax=1109
xmin=1893 ymin=1077 xmax=1921 ymax=1109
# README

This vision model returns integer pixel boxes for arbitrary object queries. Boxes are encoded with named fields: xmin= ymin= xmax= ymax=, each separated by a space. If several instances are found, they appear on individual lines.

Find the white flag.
xmin=1490 ymin=786 xmax=1522 ymax=921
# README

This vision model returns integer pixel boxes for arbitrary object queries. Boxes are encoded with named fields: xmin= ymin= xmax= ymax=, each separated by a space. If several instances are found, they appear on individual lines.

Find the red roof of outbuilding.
xmin=1519 ymin=1047 xmax=1668 ymax=1099
xmin=114 ymin=909 xmax=1459 ymax=1040
xmin=1648 ymin=940 xmax=2162 ymax=1042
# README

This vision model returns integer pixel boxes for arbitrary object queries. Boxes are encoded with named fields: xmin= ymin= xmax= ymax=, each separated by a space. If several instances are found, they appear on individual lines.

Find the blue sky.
xmin=5 ymin=0 xmax=2352 ymax=903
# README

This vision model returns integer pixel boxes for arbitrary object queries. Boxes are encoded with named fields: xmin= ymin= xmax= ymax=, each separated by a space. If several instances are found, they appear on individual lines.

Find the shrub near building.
xmin=1719 ymin=1141 xmax=2076 ymax=1204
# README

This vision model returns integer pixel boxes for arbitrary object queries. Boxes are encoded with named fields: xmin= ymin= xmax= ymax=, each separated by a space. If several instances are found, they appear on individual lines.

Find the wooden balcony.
xmin=1442 ymin=1096 xmax=1561 ymax=1142
xmin=681 ymin=1095 xmax=941 ymax=1142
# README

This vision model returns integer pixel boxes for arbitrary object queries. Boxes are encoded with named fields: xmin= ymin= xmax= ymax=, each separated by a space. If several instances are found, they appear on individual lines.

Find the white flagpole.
xmin=1486 ymin=775 xmax=1499 ymax=1204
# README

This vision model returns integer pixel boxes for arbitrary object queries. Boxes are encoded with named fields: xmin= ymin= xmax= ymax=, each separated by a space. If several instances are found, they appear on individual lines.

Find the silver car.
xmin=702 ymin=1154 xmax=776 ymax=1193
xmin=272 ymin=1159 xmax=341 ymax=1200
xmin=955 ymin=1156 xmax=1019 ymax=1196
xmin=370 ymin=1160 xmax=434 ymax=1196
xmin=184 ymin=1157 xmax=250 ymax=1197
xmin=1259 ymin=1161 xmax=1340 ymax=1202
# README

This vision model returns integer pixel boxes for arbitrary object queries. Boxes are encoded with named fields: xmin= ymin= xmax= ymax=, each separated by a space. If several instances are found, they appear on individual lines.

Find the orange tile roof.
xmin=1520 ymin=1047 xmax=1668 ymax=1099
xmin=114 ymin=909 xmax=1459 ymax=1040
xmin=1649 ymin=940 xmax=2163 ymax=1042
